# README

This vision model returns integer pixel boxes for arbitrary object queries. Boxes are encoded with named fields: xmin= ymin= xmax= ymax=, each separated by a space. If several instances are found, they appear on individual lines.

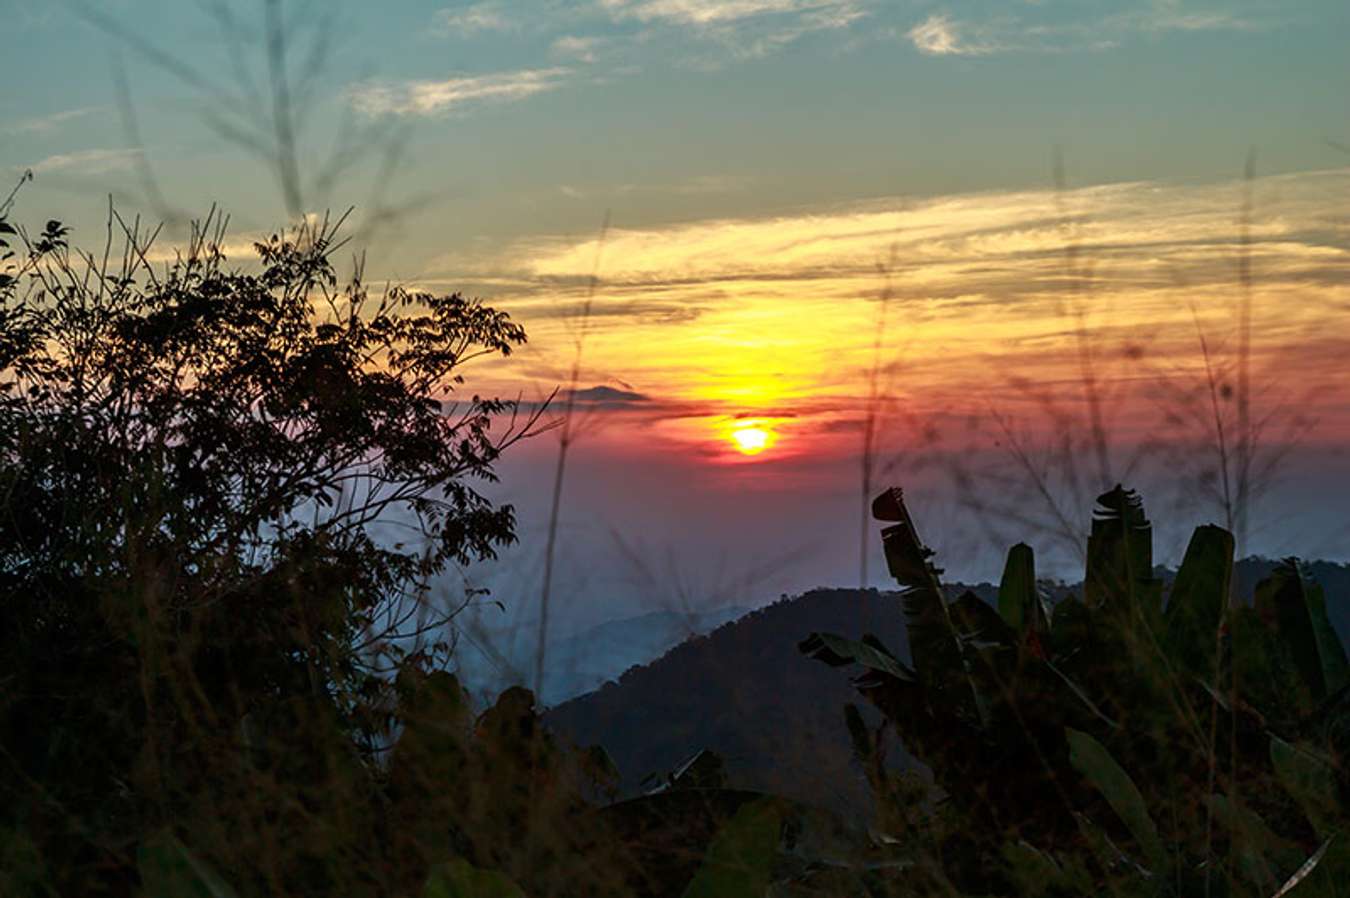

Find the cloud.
xmin=604 ymin=0 xmax=837 ymax=26
xmin=568 ymin=385 xmax=652 ymax=405
xmin=551 ymin=34 xmax=606 ymax=62
xmin=6 ymin=107 xmax=102 ymax=136
xmin=1120 ymin=6 xmax=1259 ymax=33
xmin=141 ymin=238 xmax=267 ymax=265
xmin=513 ymin=384 xmax=660 ymax=415
xmin=601 ymin=0 xmax=868 ymax=62
xmin=348 ymin=68 xmax=570 ymax=117
xmin=436 ymin=2 xmax=514 ymax=33
xmin=25 ymin=148 xmax=141 ymax=175
xmin=504 ymin=173 xmax=1350 ymax=297
xmin=906 ymin=4 xmax=1266 ymax=57
xmin=906 ymin=13 xmax=996 ymax=56
xmin=615 ymin=174 xmax=749 ymax=195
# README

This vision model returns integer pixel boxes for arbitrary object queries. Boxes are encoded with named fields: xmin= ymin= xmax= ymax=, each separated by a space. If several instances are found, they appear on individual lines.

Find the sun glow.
xmin=729 ymin=422 xmax=775 ymax=456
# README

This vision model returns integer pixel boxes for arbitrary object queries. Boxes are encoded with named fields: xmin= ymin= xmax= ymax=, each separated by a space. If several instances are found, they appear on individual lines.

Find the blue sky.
xmin=4 ymin=0 xmax=1348 ymax=241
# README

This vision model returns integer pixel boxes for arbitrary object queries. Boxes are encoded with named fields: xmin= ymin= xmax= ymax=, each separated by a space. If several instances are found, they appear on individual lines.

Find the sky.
xmin=2 ymin=0 xmax=1348 ymax=691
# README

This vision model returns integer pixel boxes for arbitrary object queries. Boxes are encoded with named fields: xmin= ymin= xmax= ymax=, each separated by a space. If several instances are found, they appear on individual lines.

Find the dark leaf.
xmin=1162 ymin=524 xmax=1233 ymax=678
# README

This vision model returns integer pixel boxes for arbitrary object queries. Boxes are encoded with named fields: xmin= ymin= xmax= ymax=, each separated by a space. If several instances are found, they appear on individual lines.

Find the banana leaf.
xmin=1066 ymin=728 xmax=1168 ymax=876
xmin=1228 ymin=604 xmax=1310 ymax=725
xmin=873 ymin=487 xmax=987 ymax=726
xmin=798 ymin=632 xmax=913 ymax=682
xmin=1162 ymin=525 xmax=1233 ymax=679
xmin=1002 ymin=840 xmax=1094 ymax=897
xmin=1270 ymin=735 xmax=1341 ymax=839
xmin=1085 ymin=485 xmax=1160 ymax=623
xmin=423 ymin=859 xmax=526 ymax=898
xmin=949 ymin=591 xmax=1015 ymax=720
xmin=680 ymin=797 xmax=783 ymax=898
xmin=998 ymin=542 xmax=1049 ymax=639
xmin=137 ymin=832 xmax=239 ymax=898
xmin=1256 ymin=559 xmax=1349 ymax=705
xmin=1049 ymin=594 xmax=1094 ymax=659
xmin=1206 ymin=793 xmax=1302 ymax=893
xmin=843 ymin=703 xmax=875 ymax=769
xmin=951 ymin=590 xmax=1016 ymax=649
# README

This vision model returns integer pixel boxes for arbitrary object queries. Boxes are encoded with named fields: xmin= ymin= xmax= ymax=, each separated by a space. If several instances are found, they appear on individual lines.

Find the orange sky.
xmin=428 ymin=168 xmax=1348 ymax=473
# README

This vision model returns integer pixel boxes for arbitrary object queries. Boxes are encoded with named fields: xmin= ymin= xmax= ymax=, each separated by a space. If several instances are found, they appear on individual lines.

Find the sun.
xmin=730 ymin=423 xmax=773 ymax=456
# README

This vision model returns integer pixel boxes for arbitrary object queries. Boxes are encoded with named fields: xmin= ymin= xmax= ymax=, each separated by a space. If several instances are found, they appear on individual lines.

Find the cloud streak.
xmin=348 ymin=68 xmax=570 ymax=117
xmin=906 ymin=3 xmax=1267 ymax=57
xmin=6 ymin=107 xmax=102 ymax=136
xmin=601 ymin=0 xmax=868 ymax=62
xmin=552 ymin=35 xmax=605 ymax=62
xmin=24 ymin=148 xmax=141 ymax=175
xmin=906 ymin=13 xmax=997 ymax=56
xmin=603 ymin=0 xmax=852 ymax=26
xmin=436 ymin=2 xmax=515 ymax=33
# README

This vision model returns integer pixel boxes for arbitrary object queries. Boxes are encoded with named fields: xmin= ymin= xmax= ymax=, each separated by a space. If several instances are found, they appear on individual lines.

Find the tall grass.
xmin=532 ymin=211 xmax=610 ymax=701
xmin=940 ymin=151 xmax=1315 ymax=578
xmin=71 ymin=0 xmax=419 ymax=238
xmin=860 ymin=244 xmax=899 ymax=597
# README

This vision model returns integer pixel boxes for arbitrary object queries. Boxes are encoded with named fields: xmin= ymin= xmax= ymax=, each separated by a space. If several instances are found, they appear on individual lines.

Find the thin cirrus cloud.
xmin=906 ymin=13 xmax=998 ymax=56
xmin=5 ymin=107 xmax=103 ymax=136
xmin=428 ymin=0 xmax=869 ymax=68
xmin=347 ymin=68 xmax=571 ymax=117
xmin=435 ymin=168 xmax=1350 ymax=307
xmin=600 ymin=0 xmax=869 ymax=60
xmin=906 ymin=4 xmax=1265 ymax=56
xmin=551 ymin=35 xmax=607 ymax=63
xmin=435 ymin=1 xmax=514 ymax=34
xmin=602 ymin=0 xmax=859 ymax=26
xmin=24 ymin=148 xmax=141 ymax=176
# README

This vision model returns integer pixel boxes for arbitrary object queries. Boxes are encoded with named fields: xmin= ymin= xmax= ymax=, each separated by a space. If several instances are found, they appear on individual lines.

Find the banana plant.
xmin=803 ymin=484 xmax=1350 ymax=896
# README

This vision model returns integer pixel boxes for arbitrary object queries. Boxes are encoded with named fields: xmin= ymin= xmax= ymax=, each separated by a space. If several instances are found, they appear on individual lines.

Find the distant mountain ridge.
xmin=537 ymin=605 xmax=750 ymax=706
xmin=545 ymin=587 xmax=913 ymax=816
xmin=545 ymin=559 xmax=1350 ymax=817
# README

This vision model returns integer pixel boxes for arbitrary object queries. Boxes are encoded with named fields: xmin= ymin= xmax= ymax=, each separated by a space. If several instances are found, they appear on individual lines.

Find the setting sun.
xmin=730 ymin=424 xmax=773 ymax=456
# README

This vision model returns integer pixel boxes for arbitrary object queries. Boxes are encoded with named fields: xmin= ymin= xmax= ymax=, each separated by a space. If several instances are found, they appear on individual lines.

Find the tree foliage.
xmin=0 ymin=202 xmax=542 ymax=892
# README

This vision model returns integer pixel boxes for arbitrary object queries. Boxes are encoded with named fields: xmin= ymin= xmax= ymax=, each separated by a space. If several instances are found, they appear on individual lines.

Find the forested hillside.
xmin=547 ymin=560 xmax=1350 ymax=816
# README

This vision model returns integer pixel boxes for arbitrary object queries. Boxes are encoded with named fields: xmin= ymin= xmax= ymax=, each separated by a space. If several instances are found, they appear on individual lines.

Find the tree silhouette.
xmin=0 ymin=204 xmax=543 ymax=891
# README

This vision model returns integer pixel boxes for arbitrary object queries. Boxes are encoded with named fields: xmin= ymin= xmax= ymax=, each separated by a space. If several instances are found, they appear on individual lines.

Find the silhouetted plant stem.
xmin=1235 ymin=149 xmax=1256 ymax=558
xmin=526 ymin=213 xmax=608 ymax=885
xmin=0 ymin=170 xmax=30 ymax=217
xmin=533 ymin=211 xmax=610 ymax=701
xmin=1184 ymin=303 xmax=1235 ymax=897
xmin=1192 ymin=306 xmax=1236 ymax=535
xmin=263 ymin=0 xmax=304 ymax=219
xmin=535 ymin=443 xmax=571 ymax=700
xmin=1054 ymin=149 xmax=1112 ymax=491
xmin=860 ymin=246 xmax=898 ymax=601
xmin=76 ymin=0 xmax=419 ymax=238
xmin=1228 ymin=148 xmax=1258 ymax=888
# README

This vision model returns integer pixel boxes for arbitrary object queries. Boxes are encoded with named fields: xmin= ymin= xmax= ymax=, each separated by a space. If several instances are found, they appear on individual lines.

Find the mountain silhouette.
xmin=545 ymin=587 xmax=920 ymax=816
xmin=545 ymin=559 xmax=1349 ymax=817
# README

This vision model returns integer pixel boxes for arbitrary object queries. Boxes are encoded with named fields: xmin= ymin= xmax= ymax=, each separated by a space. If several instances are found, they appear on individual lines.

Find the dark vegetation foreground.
xmin=3 ymin=209 xmax=1349 ymax=896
